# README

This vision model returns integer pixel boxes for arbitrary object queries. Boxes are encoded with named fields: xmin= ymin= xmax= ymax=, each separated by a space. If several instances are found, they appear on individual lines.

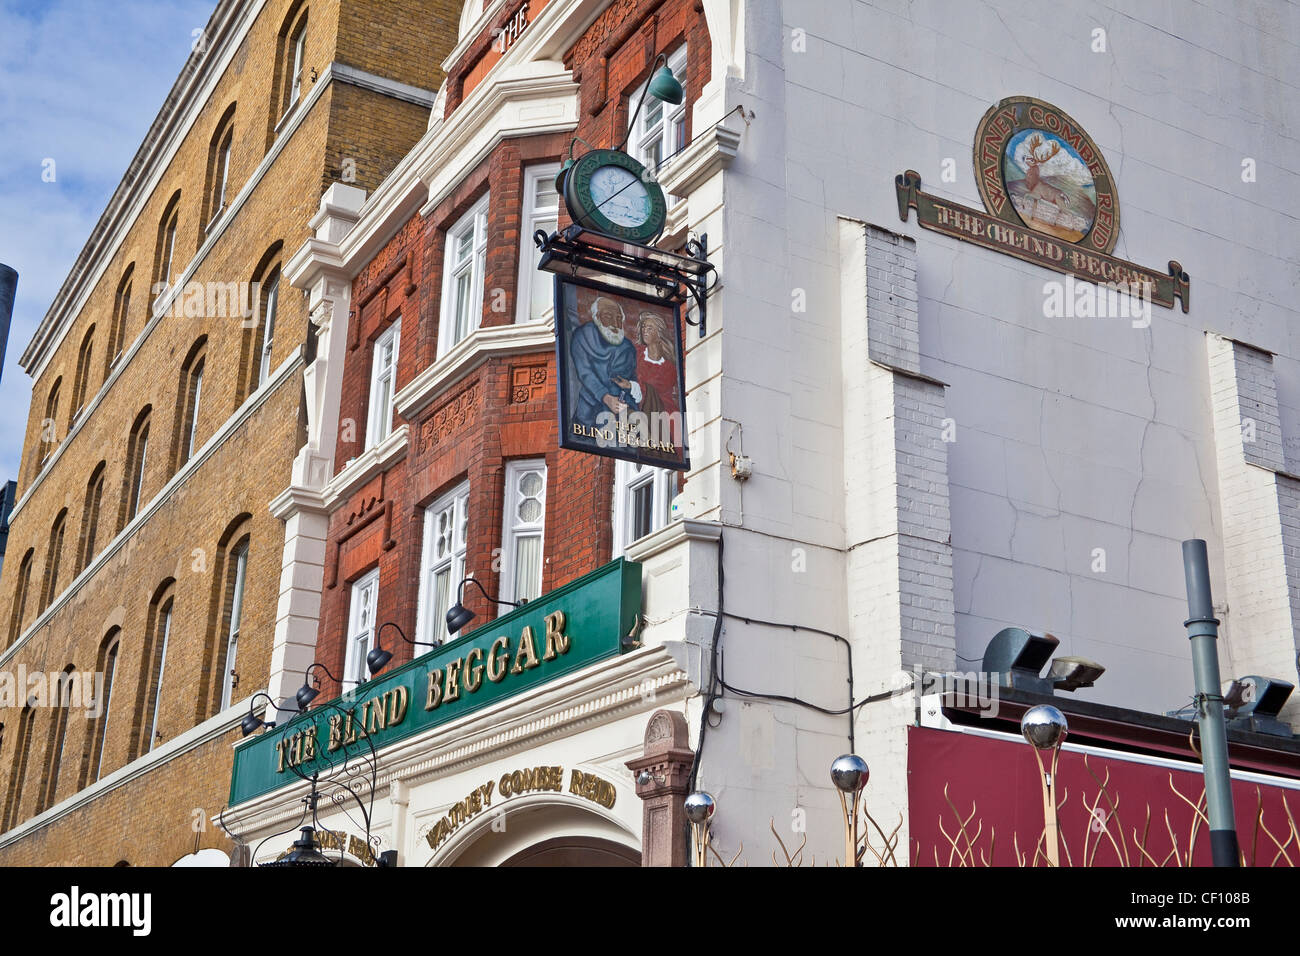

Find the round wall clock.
xmin=561 ymin=149 xmax=667 ymax=244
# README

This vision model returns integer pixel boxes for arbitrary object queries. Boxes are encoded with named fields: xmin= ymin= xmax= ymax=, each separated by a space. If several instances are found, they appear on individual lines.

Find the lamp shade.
xmin=295 ymin=682 xmax=320 ymax=711
xmin=366 ymin=646 xmax=393 ymax=675
xmin=446 ymin=602 xmax=476 ymax=635
xmin=647 ymin=65 xmax=684 ymax=105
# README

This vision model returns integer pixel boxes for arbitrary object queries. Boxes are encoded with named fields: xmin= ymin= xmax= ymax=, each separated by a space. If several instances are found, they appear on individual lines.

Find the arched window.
xmin=71 ymin=325 xmax=96 ymax=422
xmin=77 ymin=462 xmax=107 ymax=574
xmin=39 ymin=509 xmax=68 ymax=611
xmin=7 ymin=549 xmax=34 ymax=645
xmin=82 ymin=628 xmax=120 ymax=787
xmin=203 ymin=104 xmax=237 ymax=233
xmin=202 ymin=515 xmax=253 ymax=718
xmin=241 ymin=245 xmax=283 ymax=402
xmin=174 ymin=338 xmax=207 ymax=470
xmin=38 ymin=666 xmax=77 ymax=813
xmin=105 ymin=265 xmax=134 ymax=374
xmin=120 ymin=406 xmax=151 ymax=531
xmin=39 ymin=378 xmax=62 ymax=465
xmin=272 ymin=4 xmax=310 ymax=127
xmin=134 ymin=582 xmax=175 ymax=758
xmin=153 ymin=191 xmax=183 ymax=300
xmin=2 ymin=705 xmax=35 ymax=832
xmin=215 ymin=525 xmax=251 ymax=714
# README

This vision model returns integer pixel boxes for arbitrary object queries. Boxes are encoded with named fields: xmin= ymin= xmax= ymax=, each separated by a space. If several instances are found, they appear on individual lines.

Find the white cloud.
xmin=0 ymin=0 xmax=213 ymax=481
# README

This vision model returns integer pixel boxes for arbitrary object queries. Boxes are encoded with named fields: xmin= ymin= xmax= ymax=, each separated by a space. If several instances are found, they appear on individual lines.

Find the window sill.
xmin=321 ymin=424 xmax=409 ymax=511
xmin=274 ymin=99 xmax=301 ymax=135
xmin=204 ymin=203 xmax=229 ymax=235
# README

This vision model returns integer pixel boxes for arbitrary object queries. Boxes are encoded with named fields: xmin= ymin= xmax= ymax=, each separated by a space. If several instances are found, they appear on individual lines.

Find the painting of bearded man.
xmin=569 ymin=294 xmax=641 ymax=427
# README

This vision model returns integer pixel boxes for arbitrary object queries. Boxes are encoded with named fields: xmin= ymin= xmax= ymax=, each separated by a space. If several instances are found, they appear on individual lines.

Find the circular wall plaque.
xmin=973 ymin=96 xmax=1119 ymax=254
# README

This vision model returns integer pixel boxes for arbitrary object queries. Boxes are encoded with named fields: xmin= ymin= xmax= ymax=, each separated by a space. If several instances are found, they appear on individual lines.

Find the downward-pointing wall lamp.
xmin=295 ymin=662 xmax=360 ymax=711
xmin=240 ymin=692 xmax=299 ymax=737
xmin=365 ymin=622 xmax=437 ymax=677
xmin=446 ymin=577 xmax=523 ymax=636
xmin=617 ymin=52 xmax=685 ymax=153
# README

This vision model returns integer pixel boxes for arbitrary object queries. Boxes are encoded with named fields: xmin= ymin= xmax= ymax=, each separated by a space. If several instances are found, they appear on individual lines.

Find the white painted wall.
xmin=681 ymin=0 xmax=1300 ymax=864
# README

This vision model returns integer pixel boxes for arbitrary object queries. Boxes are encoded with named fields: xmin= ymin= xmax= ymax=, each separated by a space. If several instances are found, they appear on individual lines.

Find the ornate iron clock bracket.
xmin=535 ymin=225 xmax=717 ymax=338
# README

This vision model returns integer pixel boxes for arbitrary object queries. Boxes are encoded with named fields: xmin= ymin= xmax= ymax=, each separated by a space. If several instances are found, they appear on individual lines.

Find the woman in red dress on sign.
xmin=633 ymin=310 xmax=681 ymax=451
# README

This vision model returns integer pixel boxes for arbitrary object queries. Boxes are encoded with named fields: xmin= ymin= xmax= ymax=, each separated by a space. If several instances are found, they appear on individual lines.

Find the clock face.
xmin=563 ymin=149 xmax=667 ymax=244
xmin=589 ymin=165 xmax=652 ymax=228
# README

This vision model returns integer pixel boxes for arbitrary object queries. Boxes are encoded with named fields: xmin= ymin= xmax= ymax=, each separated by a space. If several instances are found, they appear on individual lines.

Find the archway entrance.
xmin=500 ymin=837 xmax=640 ymax=867
xmin=436 ymin=796 xmax=640 ymax=867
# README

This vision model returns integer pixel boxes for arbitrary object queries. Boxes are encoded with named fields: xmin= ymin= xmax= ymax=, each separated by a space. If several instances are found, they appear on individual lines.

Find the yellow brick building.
xmin=0 ymin=0 xmax=460 ymax=866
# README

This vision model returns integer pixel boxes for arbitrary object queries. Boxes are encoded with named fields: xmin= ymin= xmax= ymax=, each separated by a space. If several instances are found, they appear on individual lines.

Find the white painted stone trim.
xmin=393 ymin=320 xmax=555 ymax=421
xmin=656 ymin=120 xmax=742 ymax=201
xmin=0 ymin=694 xmax=254 ymax=848
xmin=321 ymin=425 xmax=410 ymax=511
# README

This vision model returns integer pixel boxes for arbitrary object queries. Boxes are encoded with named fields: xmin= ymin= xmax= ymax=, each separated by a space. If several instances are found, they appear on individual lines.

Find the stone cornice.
xmin=625 ymin=517 xmax=723 ymax=563
xmin=393 ymin=321 xmax=555 ymax=421
xmin=268 ymin=485 xmax=330 ymax=520
xmin=321 ymin=425 xmax=410 ymax=511
xmin=656 ymin=120 xmax=743 ymax=200
xmin=418 ymin=72 xmax=579 ymax=214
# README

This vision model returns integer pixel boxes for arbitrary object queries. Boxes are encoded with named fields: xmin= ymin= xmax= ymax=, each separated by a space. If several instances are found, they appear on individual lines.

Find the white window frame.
xmin=183 ymin=361 xmax=203 ymax=462
xmin=439 ymin=193 xmax=490 ymax=356
xmin=94 ymin=639 xmax=118 ymax=781
xmin=345 ymin=569 xmax=380 ymax=686
xmin=216 ymin=134 xmax=231 ymax=211
xmin=148 ymin=602 xmax=172 ymax=752
xmin=415 ymin=482 xmax=470 ymax=647
xmin=629 ymin=45 xmax=688 ymax=184
xmin=612 ymin=460 xmax=675 ymax=555
xmin=257 ymin=272 xmax=280 ymax=389
xmin=500 ymin=459 xmax=547 ymax=606
xmin=130 ymin=427 xmax=149 ymax=520
xmin=161 ymin=213 xmax=178 ymax=288
xmin=220 ymin=542 xmax=248 ymax=712
xmin=366 ymin=320 xmax=401 ymax=449
xmin=515 ymin=164 xmax=560 ymax=324
xmin=287 ymin=23 xmax=307 ymax=114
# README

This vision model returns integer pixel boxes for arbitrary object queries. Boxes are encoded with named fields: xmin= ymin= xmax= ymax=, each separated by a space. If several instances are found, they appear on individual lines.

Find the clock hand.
xmin=593 ymin=172 xmax=647 ymax=216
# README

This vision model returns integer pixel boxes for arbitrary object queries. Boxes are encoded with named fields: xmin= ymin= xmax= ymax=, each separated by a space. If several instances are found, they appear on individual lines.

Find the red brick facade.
xmin=312 ymin=0 xmax=710 ymax=698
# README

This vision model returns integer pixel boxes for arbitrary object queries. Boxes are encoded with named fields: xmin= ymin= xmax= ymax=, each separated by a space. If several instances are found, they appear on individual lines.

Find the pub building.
xmin=224 ymin=0 xmax=1300 ymax=866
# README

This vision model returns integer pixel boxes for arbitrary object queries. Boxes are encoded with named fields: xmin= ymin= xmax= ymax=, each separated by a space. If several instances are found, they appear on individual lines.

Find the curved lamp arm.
xmin=617 ymin=52 xmax=668 ymax=153
xmin=457 ymin=576 xmax=522 ymax=609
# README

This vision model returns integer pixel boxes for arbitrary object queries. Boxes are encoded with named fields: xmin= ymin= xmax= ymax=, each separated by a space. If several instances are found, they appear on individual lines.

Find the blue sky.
xmin=0 ymin=0 xmax=214 ymax=481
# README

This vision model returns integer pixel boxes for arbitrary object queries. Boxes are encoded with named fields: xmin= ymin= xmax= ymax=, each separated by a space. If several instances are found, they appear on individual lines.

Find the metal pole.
xmin=0 ymin=264 xmax=17 ymax=388
xmin=1180 ymin=539 xmax=1239 ymax=866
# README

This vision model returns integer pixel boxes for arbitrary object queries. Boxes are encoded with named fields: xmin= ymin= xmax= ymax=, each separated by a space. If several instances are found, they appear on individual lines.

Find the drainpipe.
xmin=1180 ymin=539 xmax=1239 ymax=866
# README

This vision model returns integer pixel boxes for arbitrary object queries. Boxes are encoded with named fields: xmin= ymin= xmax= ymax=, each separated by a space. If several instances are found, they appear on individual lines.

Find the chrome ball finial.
xmin=830 ymin=754 xmax=870 ymax=793
xmin=1021 ymin=704 xmax=1069 ymax=750
xmin=683 ymin=791 xmax=715 ymax=825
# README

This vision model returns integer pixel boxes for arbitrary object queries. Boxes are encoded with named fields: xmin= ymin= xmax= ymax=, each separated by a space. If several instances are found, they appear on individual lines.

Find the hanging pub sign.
xmin=895 ymin=96 xmax=1190 ymax=313
xmin=554 ymin=275 xmax=690 ymax=471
